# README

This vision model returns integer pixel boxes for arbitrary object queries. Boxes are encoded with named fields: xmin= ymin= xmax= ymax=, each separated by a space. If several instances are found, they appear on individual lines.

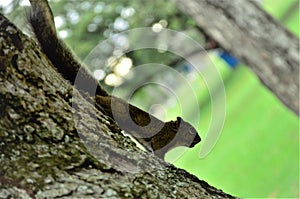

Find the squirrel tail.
xmin=28 ymin=0 xmax=109 ymax=97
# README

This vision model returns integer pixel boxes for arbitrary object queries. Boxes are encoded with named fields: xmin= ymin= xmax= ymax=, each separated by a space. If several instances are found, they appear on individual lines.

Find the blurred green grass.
xmin=168 ymin=61 xmax=298 ymax=198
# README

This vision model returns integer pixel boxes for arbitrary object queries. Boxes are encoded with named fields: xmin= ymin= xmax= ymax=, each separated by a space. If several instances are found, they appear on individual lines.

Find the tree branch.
xmin=175 ymin=0 xmax=299 ymax=115
xmin=0 ymin=13 xmax=235 ymax=198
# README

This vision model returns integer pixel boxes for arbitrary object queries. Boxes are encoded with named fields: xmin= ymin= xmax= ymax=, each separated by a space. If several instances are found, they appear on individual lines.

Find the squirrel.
xmin=28 ymin=0 xmax=201 ymax=159
xmin=96 ymin=95 xmax=201 ymax=158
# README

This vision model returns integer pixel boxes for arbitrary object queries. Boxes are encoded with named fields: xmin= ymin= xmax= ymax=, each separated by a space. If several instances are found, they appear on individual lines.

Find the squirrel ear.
xmin=176 ymin=117 xmax=182 ymax=123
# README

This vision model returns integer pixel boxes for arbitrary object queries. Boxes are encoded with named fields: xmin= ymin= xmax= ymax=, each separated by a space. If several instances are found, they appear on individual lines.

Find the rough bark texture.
xmin=0 ymin=13 xmax=235 ymax=198
xmin=176 ymin=0 xmax=299 ymax=115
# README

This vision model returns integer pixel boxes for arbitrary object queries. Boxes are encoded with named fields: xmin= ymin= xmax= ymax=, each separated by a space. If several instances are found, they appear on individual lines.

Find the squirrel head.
xmin=152 ymin=117 xmax=201 ymax=159
xmin=174 ymin=117 xmax=201 ymax=148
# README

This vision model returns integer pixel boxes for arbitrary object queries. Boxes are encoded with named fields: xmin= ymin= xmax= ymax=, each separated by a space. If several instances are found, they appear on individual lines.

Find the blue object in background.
xmin=218 ymin=51 xmax=239 ymax=68
xmin=182 ymin=64 xmax=192 ymax=73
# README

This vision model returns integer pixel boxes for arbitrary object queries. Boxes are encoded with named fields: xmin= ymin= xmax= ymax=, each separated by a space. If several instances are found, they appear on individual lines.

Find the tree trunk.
xmin=175 ymin=0 xmax=299 ymax=115
xmin=0 ymin=13 xmax=235 ymax=198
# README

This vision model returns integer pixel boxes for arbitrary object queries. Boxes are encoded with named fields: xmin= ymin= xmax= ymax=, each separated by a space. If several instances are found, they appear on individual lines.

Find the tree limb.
xmin=0 ymin=13 xmax=235 ymax=198
xmin=175 ymin=0 xmax=299 ymax=115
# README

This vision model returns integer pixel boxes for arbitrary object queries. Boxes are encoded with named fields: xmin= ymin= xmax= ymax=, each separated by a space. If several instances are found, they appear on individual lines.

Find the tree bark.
xmin=175 ymin=0 xmax=299 ymax=115
xmin=0 ymin=13 xmax=235 ymax=198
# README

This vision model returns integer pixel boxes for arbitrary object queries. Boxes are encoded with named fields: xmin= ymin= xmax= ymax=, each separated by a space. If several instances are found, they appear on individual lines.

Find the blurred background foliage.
xmin=1 ymin=0 xmax=299 ymax=198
